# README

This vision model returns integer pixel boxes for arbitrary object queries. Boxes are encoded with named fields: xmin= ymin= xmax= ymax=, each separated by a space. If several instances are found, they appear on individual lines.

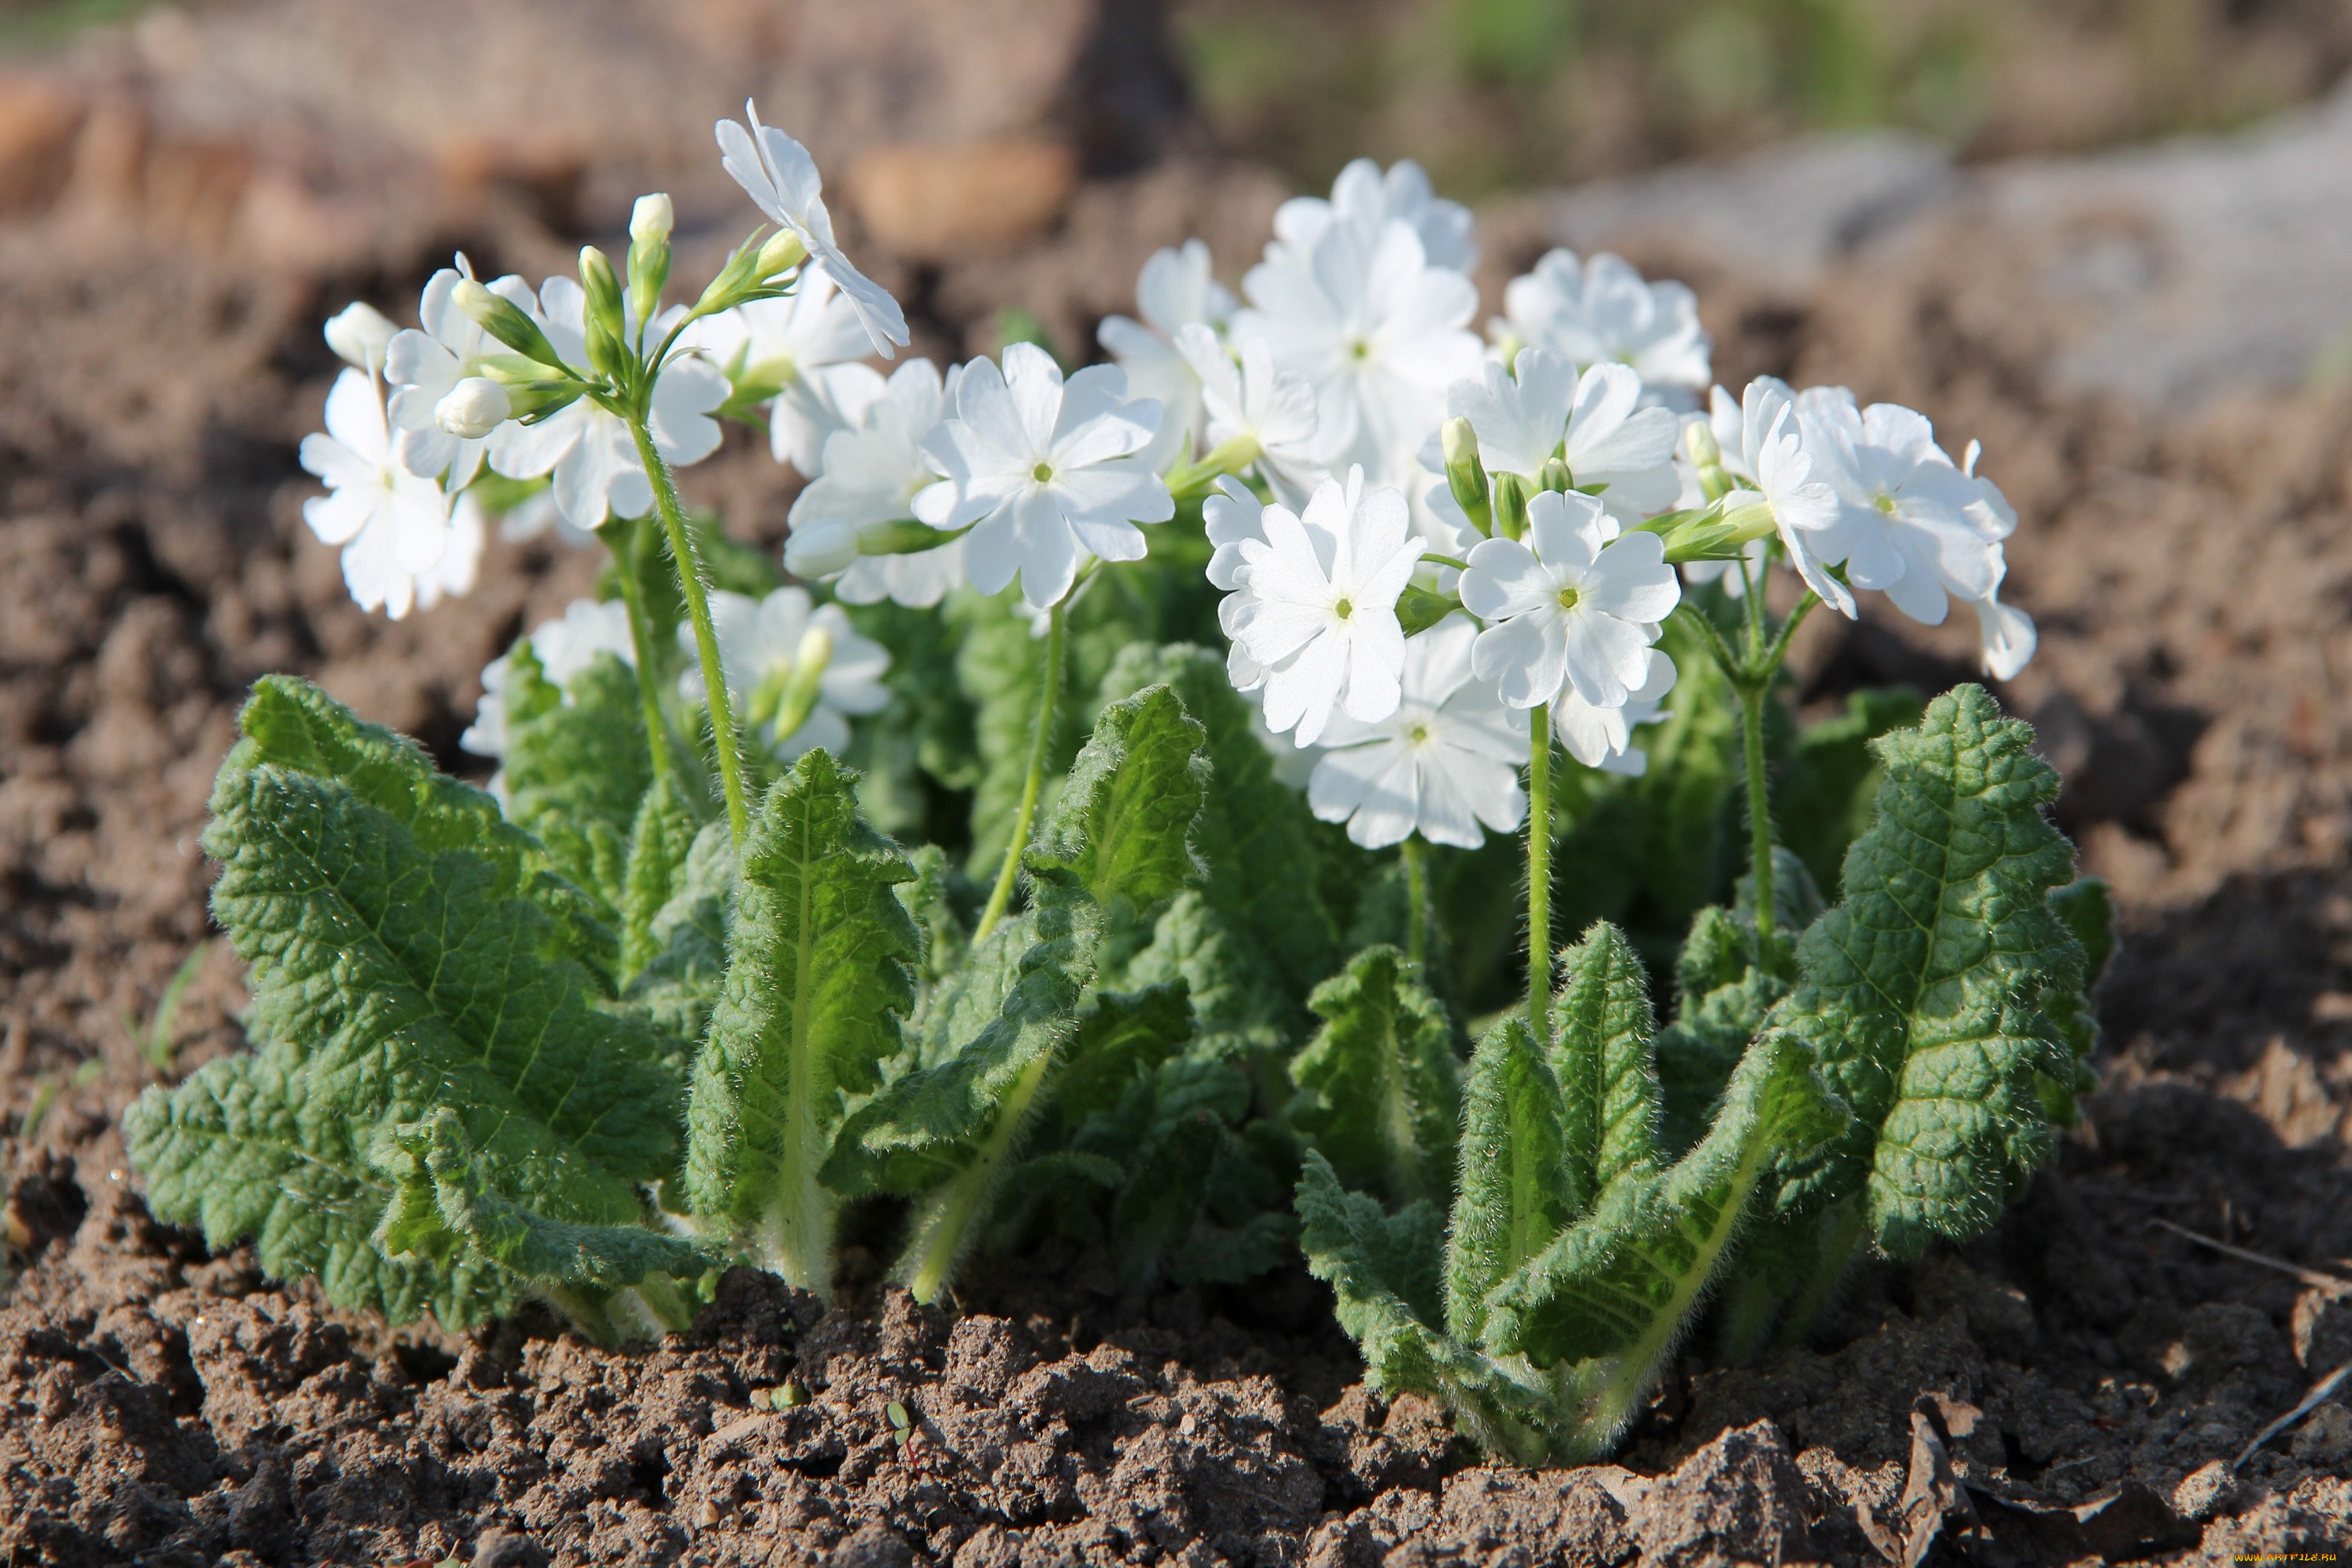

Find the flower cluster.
xmin=295 ymin=118 xmax=2038 ymax=859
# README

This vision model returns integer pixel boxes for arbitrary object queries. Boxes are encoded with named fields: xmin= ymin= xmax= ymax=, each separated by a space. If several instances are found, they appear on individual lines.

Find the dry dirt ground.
xmin=5 ymin=4 xmax=2352 ymax=1565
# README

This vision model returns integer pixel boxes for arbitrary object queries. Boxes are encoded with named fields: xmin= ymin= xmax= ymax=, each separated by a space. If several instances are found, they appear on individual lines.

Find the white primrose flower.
xmin=1232 ymin=216 xmax=1483 ymax=481
xmin=1272 ymin=158 xmax=1477 ymax=274
xmin=485 ymin=278 xmax=730 ymax=531
xmin=1307 ymin=615 xmax=1525 ymax=850
xmin=717 ymin=101 xmax=909 ymax=358
xmin=1499 ymin=250 xmax=1709 ymax=403
xmin=1459 ymin=488 xmax=1680 ymax=710
xmin=914 ymin=343 xmax=1172 ymax=611
xmin=1798 ymin=390 xmax=2011 ymax=626
xmin=686 ymin=269 xmax=881 ymax=475
xmin=1176 ymin=324 xmax=1323 ymax=501
xmin=682 ymin=587 xmax=891 ymax=761
xmin=1964 ymin=588 xmax=2037 ymax=681
xmin=461 ymin=597 xmax=637 ymax=760
xmin=299 ymin=368 xmax=481 ymax=620
xmin=1446 ymin=350 xmax=1681 ymax=527
xmin=325 ymin=301 xmax=397 ymax=372
xmin=385 ymin=264 xmax=535 ymax=485
xmin=1203 ymin=476 xmax=1273 ymax=691
xmin=1682 ymin=379 xmax=1849 ymax=613
xmin=1098 ymin=239 xmax=1236 ymax=470
xmin=1229 ymin=466 xmax=1427 ymax=746
xmin=1554 ymin=648 xmax=1676 ymax=776
xmin=787 ymin=358 xmax=967 ymax=608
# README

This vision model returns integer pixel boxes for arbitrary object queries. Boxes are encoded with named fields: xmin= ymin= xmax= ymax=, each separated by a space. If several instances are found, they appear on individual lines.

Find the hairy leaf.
xmin=1653 ymin=907 xmax=1789 ymax=1155
xmin=620 ymin=770 xmax=701 ymax=982
xmin=683 ymin=750 xmax=918 ymax=1290
xmin=622 ymin=818 xmax=734 ymax=1052
xmin=951 ymin=590 xmax=1083 ymax=880
xmin=1771 ymin=684 xmax=2087 ymax=1256
xmin=1445 ymin=1016 xmax=1573 ymax=1342
xmin=1776 ymin=688 xmax=1925 ymax=899
xmin=1027 ymin=684 xmax=1207 ymax=918
xmin=1551 ymin=923 xmax=1662 ymax=1210
xmin=503 ymin=644 xmax=652 ymax=915
xmin=1287 ymin=946 xmax=1461 ymax=1207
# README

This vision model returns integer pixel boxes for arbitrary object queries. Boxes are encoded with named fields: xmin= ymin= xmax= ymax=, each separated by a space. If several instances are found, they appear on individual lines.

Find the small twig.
xmin=2147 ymin=1219 xmax=2352 ymax=1301
xmin=2233 ymin=1363 xmax=2352 ymax=1472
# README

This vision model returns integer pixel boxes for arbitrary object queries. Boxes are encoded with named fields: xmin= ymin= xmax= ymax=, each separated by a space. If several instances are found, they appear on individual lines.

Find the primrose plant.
xmin=126 ymin=113 xmax=2106 ymax=1467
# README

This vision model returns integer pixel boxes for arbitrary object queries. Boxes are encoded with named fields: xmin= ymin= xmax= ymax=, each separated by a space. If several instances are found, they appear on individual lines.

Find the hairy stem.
xmin=899 ymin=1047 xmax=1054 ymax=1304
xmin=974 ymin=600 xmax=1066 ymax=944
xmin=628 ymin=416 xmax=750 ymax=846
xmin=1401 ymin=835 xmax=1428 ymax=971
xmin=1739 ymin=682 xmax=1777 ymax=972
xmin=1526 ymin=703 xmax=1554 ymax=1042
xmin=607 ymin=515 xmax=678 ymax=784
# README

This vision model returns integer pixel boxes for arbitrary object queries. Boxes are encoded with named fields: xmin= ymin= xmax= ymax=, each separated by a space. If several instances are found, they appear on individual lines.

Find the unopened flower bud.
xmin=579 ymin=246 xmax=629 ymax=379
xmin=782 ymin=519 xmax=859 ymax=579
xmin=452 ymin=280 xmax=565 ymax=369
xmin=1441 ymin=416 xmax=1493 ymax=536
xmin=755 ymin=228 xmax=808 ymax=281
xmin=630 ymin=193 xmax=674 ymax=249
xmin=1537 ymin=456 xmax=1572 ymax=495
xmin=325 ymin=301 xmax=397 ymax=371
xmin=434 ymin=377 xmax=512 ymax=439
xmin=1491 ymin=470 xmax=1530 ymax=543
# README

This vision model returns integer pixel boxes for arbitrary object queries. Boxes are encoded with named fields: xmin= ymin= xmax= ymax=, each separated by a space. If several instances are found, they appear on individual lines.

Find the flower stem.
xmin=1739 ymin=681 xmax=1778 ymax=971
xmin=1401 ymin=834 xmax=1428 ymax=971
xmin=608 ymin=515 xmax=677 ymax=785
xmin=1526 ymin=702 xmax=1554 ymax=1041
xmin=974 ymin=599 xmax=1065 ymax=945
xmin=627 ymin=416 xmax=750 ymax=846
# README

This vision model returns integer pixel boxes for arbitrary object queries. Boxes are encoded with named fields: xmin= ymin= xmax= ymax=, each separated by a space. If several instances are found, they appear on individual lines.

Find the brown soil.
xmin=9 ymin=37 xmax=2352 ymax=1568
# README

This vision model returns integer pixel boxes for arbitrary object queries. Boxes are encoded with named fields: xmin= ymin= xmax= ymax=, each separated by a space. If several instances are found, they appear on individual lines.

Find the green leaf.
xmin=1480 ymin=1033 xmax=1846 ymax=1383
xmin=1775 ymin=688 xmax=1926 ymax=898
xmin=1653 ymin=907 xmax=1788 ymax=1156
xmin=683 ymin=750 xmax=919 ymax=1292
xmin=2041 ymin=877 xmax=2113 ymax=1110
xmin=621 ymin=818 xmax=734 ymax=1054
xmin=503 ymin=645 xmax=652 ymax=915
xmin=1026 ymin=684 xmax=1207 ymax=919
xmin=1123 ymin=888 xmax=1292 ymax=1057
xmin=127 ymin=677 xmax=681 ymax=1323
xmin=1098 ymin=645 xmax=1339 ymax=1006
xmin=951 ymin=590 xmax=1083 ymax=880
xmin=380 ymin=1108 xmax=718 ymax=1294
xmin=1287 ymin=946 xmax=1461 ymax=1207
xmin=1051 ymin=981 xmax=1196 ymax=1132
xmin=620 ymin=770 xmax=701 ymax=982
xmin=1550 ymin=923 xmax=1662 ymax=1210
xmin=1771 ymin=684 xmax=2087 ymax=1257
xmin=1444 ymin=1016 xmax=1573 ymax=1343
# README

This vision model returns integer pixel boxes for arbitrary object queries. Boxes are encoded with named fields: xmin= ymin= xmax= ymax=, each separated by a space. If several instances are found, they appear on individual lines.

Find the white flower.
xmin=495 ymin=488 xmax=599 ymax=550
xmin=787 ymin=358 xmax=968 ymax=608
xmin=1554 ymin=648 xmax=1676 ymax=776
xmin=1460 ymin=488 xmax=1680 ymax=710
xmin=436 ymin=377 xmax=510 ymax=439
xmin=299 ymin=368 xmax=477 ymax=620
xmin=1229 ymin=467 xmax=1426 ymax=746
xmin=463 ymin=597 xmax=637 ymax=760
xmin=325 ymin=301 xmax=397 ymax=372
xmin=1798 ymin=390 xmax=2009 ymax=626
xmin=1098 ymin=239 xmax=1236 ymax=470
xmin=684 ymin=587 xmax=891 ymax=761
xmin=1445 ymin=350 xmax=1680 ymax=527
xmin=385 ymin=265 xmax=536 ymax=485
xmin=717 ymin=101 xmax=909 ymax=358
xmin=485 ymin=277 xmax=729 ymax=530
xmin=686 ymin=269 xmax=881 ymax=474
xmin=1177 ymin=325 xmax=1323 ymax=501
xmin=1683 ymin=379 xmax=1849 ymax=613
xmin=914 ymin=343 xmax=1172 ymax=610
xmin=1499 ymin=251 xmax=1709 ymax=401
xmin=1964 ymin=589 xmax=2037 ymax=681
xmin=1307 ymin=615 xmax=1524 ymax=849
xmin=1273 ymin=158 xmax=1477 ymax=274
xmin=1232 ymin=217 xmax=1482 ymax=481
xmin=1203 ymin=477 xmax=1273 ymax=691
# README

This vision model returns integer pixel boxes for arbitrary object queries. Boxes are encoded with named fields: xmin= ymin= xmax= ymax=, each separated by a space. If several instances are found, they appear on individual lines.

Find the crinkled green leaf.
xmin=1551 ymin=923 xmax=1662 ymax=1210
xmin=1445 ymin=1016 xmax=1573 ymax=1343
xmin=1026 ymin=684 xmax=1207 ymax=919
xmin=623 ymin=818 xmax=734 ymax=1051
xmin=1051 ymin=981 xmax=1196 ymax=1132
xmin=1733 ymin=844 xmax=1827 ymax=945
xmin=952 ymin=590 xmax=1083 ymax=880
xmin=380 ymin=1108 xmax=719 ymax=1292
xmin=683 ymin=750 xmax=918 ymax=1289
xmin=503 ymin=644 xmax=652 ymax=916
xmin=1287 ymin=946 xmax=1461 ymax=1207
xmin=127 ymin=677 xmax=680 ymax=1324
xmin=620 ymin=770 xmax=701 ymax=982
xmin=1770 ymin=684 xmax=2087 ymax=1257
xmin=1482 ymin=1033 xmax=1846 ymax=1374
xmin=1098 ymin=644 xmax=1339 ymax=1004
xmin=1653 ymin=906 xmax=1788 ymax=1156
xmin=2043 ymin=877 xmax=2114 ymax=1097
xmin=1124 ymin=889 xmax=1291 ymax=1058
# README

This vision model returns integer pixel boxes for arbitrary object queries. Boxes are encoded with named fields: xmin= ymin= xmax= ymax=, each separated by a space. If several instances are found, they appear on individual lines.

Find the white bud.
xmin=782 ymin=519 xmax=858 ymax=579
xmin=435 ymin=377 xmax=513 ymax=440
xmin=631 ymin=193 xmax=675 ymax=248
xmin=325 ymin=302 xmax=397 ymax=371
